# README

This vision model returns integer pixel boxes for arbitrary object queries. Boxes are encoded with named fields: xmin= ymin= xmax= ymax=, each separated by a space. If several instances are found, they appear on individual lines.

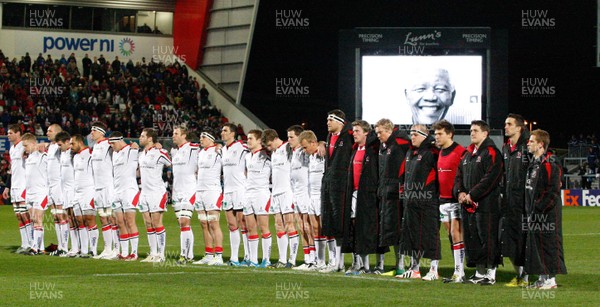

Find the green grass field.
xmin=0 ymin=205 xmax=598 ymax=306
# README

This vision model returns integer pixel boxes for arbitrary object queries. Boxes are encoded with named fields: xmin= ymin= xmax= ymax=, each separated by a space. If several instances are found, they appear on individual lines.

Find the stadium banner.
xmin=562 ymin=189 xmax=600 ymax=206
xmin=0 ymin=29 xmax=178 ymax=65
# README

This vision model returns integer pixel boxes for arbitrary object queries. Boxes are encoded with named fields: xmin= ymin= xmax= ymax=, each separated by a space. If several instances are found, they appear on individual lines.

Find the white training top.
xmin=73 ymin=148 xmax=95 ymax=194
xmin=171 ymin=142 xmax=199 ymax=197
xmin=25 ymin=151 xmax=48 ymax=199
xmin=290 ymin=146 xmax=310 ymax=196
xmin=91 ymin=139 xmax=114 ymax=189
xmin=112 ymin=144 xmax=139 ymax=193
xmin=245 ymin=149 xmax=271 ymax=193
xmin=60 ymin=148 xmax=75 ymax=192
xmin=46 ymin=143 xmax=62 ymax=188
xmin=308 ymin=153 xmax=325 ymax=196
xmin=271 ymin=142 xmax=292 ymax=194
xmin=222 ymin=141 xmax=248 ymax=193
xmin=139 ymin=147 xmax=171 ymax=195
xmin=9 ymin=140 xmax=26 ymax=190
xmin=197 ymin=145 xmax=222 ymax=192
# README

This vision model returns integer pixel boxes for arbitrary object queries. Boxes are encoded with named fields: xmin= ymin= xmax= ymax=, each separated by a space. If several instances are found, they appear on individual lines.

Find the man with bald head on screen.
xmin=405 ymin=67 xmax=456 ymax=125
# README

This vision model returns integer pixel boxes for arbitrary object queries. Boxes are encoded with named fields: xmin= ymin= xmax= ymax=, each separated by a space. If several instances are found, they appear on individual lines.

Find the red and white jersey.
xmin=197 ymin=145 xmax=222 ymax=192
xmin=91 ymin=139 xmax=114 ymax=189
xmin=245 ymin=149 xmax=271 ymax=192
xmin=171 ymin=142 xmax=199 ymax=197
xmin=112 ymin=145 xmax=139 ymax=193
xmin=25 ymin=151 xmax=48 ymax=199
xmin=9 ymin=140 xmax=26 ymax=190
xmin=271 ymin=142 xmax=292 ymax=194
xmin=73 ymin=148 xmax=95 ymax=194
xmin=222 ymin=141 xmax=248 ymax=193
xmin=308 ymin=153 xmax=325 ymax=196
xmin=290 ymin=147 xmax=309 ymax=196
xmin=139 ymin=147 xmax=171 ymax=195
xmin=60 ymin=149 xmax=75 ymax=192
xmin=46 ymin=143 xmax=62 ymax=189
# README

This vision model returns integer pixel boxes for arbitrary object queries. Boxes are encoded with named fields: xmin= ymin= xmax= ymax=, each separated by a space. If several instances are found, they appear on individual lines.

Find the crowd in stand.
xmin=0 ymin=50 xmax=245 ymax=199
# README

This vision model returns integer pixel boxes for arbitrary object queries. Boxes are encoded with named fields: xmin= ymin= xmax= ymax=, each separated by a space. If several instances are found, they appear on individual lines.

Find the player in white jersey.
xmin=287 ymin=125 xmax=316 ymax=270
xmin=243 ymin=130 xmax=273 ymax=268
xmin=170 ymin=126 xmax=199 ymax=264
xmin=138 ymin=128 xmax=171 ymax=263
xmin=299 ymin=130 xmax=327 ymax=270
xmin=55 ymin=131 xmax=80 ymax=257
xmin=22 ymin=133 xmax=49 ymax=255
xmin=4 ymin=124 xmax=32 ymax=254
xmin=90 ymin=122 xmax=119 ymax=259
xmin=45 ymin=124 xmax=69 ymax=256
xmin=262 ymin=129 xmax=299 ymax=269
xmin=220 ymin=123 xmax=249 ymax=266
xmin=192 ymin=132 xmax=225 ymax=265
xmin=109 ymin=131 xmax=141 ymax=261
xmin=71 ymin=134 xmax=99 ymax=258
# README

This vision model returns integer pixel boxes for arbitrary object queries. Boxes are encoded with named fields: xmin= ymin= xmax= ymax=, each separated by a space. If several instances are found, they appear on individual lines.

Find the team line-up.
xmin=4 ymin=110 xmax=565 ymax=289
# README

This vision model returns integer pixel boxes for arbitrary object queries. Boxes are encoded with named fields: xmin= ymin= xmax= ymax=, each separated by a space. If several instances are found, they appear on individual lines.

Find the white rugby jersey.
xmin=60 ymin=148 xmax=75 ymax=192
xmin=308 ymin=153 xmax=325 ymax=196
xmin=171 ymin=142 xmax=199 ymax=196
xmin=25 ymin=151 xmax=48 ymax=199
xmin=46 ymin=143 xmax=62 ymax=189
xmin=139 ymin=147 xmax=171 ymax=195
xmin=9 ymin=140 xmax=26 ymax=190
xmin=112 ymin=145 xmax=139 ymax=193
xmin=245 ymin=149 xmax=271 ymax=192
xmin=271 ymin=142 xmax=292 ymax=194
xmin=73 ymin=148 xmax=95 ymax=194
xmin=91 ymin=139 xmax=114 ymax=189
xmin=222 ymin=141 xmax=248 ymax=193
xmin=290 ymin=147 xmax=310 ymax=196
xmin=197 ymin=145 xmax=222 ymax=191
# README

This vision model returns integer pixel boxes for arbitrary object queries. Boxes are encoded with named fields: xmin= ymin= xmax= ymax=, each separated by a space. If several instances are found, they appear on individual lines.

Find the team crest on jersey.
xmin=476 ymin=156 xmax=482 ymax=163
xmin=387 ymin=148 xmax=391 ymax=155
xmin=516 ymin=152 xmax=522 ymax=159
xmin=531 ymin=169 xmax=537 ymax=178
xmin=504 ymin=153 xmax=508 ymax=159
xmin=417 ymin=155 xmax=422 ymax=161
xmin=339 ymin=141 xmax=344 ymax=147
xmin=366 ymin=156 xmax=370 ymax=163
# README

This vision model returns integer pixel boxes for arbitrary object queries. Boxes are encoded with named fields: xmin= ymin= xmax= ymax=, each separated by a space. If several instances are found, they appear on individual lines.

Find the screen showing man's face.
xmin=405 ymin=68 xmax=455 ymax=124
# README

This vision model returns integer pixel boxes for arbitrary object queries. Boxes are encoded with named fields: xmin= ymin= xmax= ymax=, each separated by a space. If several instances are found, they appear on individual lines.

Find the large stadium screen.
xmin=361 ymin=54 xmax=483 ymax=126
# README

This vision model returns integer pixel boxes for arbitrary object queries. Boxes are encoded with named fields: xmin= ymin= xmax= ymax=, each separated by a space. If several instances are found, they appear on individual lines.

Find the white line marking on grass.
xmin=92 ymin=271 xmax=254 ymax=277
xmin=42 ymin=262 xmax=409 ymax=282
xmin=182 ymin=265 xmax=410 ymax=282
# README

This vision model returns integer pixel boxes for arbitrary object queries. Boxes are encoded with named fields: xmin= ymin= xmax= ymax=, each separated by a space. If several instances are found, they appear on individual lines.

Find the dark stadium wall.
xmin=240 ymin=0 xmax=598 ymax=146
xmin=173 ymin=0 xmax=213 ymax=69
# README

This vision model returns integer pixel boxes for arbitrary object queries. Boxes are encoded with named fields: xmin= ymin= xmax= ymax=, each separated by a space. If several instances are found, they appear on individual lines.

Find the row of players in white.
xmin=11 ymin=125 xmax=332 ymax=268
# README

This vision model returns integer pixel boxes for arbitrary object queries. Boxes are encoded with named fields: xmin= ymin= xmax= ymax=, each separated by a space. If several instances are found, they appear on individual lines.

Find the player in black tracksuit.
xmin=398 ymin=126 xmax=441 ymax=280
xmin=343 ymin=129 xmax=380 ymax=273
xmin=501 ymin=114 xmax=531 ymax=286
xmin=321 ymin=110 xmax=354 ymax=271
xmin=454 ymin=120 xmax=503 ymax=285
xmin=377 ymin=125 xmax=410 ymax=275
xmin=524 ymin=130 xmax=567 ymax=289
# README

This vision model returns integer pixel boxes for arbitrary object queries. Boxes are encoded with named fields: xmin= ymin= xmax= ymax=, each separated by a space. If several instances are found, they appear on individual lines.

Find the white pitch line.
xmin=41 ymin=264 xmax=413 ymax=282
xmin=92 ymin=271 xmax=256 ymax=277
xmin=181 ymin=265 xmax=410 ymax=282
